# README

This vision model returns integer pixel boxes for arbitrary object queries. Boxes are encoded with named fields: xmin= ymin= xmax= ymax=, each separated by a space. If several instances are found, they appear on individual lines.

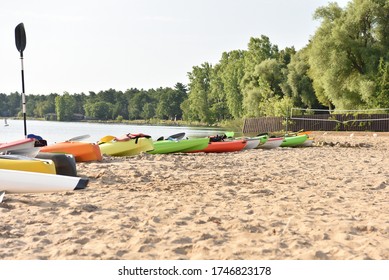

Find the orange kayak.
xmin=40 ymin=142 xmax=102 ymax=162
xmin=190 ymin=139 xmax=247 ymax=153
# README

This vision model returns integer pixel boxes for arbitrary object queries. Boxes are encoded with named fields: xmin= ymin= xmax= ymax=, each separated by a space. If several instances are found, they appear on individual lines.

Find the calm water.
xmin=1 ymin=119 xmax=228 ymax=144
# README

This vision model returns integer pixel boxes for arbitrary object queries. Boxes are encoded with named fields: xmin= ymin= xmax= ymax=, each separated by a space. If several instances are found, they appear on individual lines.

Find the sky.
xmin=0 ymin=0 xmax=351 ymax=95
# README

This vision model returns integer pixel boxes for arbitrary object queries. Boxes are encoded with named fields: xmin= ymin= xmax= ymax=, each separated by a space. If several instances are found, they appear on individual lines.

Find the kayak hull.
xmin=0 ymin=138 xmax=36 ymax=152
xmin=0 ymin=169 xmax=88 ymax=202
xmin=148 ymin=138 xmax=210 ymax=154
xmin=99 ymin=137 xmax=154 ymax=156
xmin=258 ymin=137 xmax=283 ymax=149
xmin=242 ymin=138 xmax=261 ymax=150
xmin=36 ymin=152 xmax=77 ymax=176
xmin=40 ymin=142 xmax=102 ymax=162
xmin=0 ymin=156 xmax=56 ymax=174
xmin=280 ymin=134 xmax=308 ymax=147
xmin=190 ymin=140 xmax=247 ymax=153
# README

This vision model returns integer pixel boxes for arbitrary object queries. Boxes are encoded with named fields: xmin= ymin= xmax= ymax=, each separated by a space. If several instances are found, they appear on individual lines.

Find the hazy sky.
xmin=0 ymin=0 xmax=350 ymax=95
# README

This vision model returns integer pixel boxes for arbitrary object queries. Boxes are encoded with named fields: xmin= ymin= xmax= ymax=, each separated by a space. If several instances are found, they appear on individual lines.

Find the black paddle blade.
xmin=15 ymin=23 xmax=26 ymax=53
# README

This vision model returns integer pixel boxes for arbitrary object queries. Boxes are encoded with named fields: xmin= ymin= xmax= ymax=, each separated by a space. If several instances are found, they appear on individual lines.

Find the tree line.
xmin=0 ymin=85 xmax=187 ymax=122
xmin=1 ymin=0 xmax=388 ymax=124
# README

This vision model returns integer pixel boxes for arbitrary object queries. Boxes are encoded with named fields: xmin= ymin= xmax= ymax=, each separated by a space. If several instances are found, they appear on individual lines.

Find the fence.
xmin=242 ymin=114 xmax=389 ymax=134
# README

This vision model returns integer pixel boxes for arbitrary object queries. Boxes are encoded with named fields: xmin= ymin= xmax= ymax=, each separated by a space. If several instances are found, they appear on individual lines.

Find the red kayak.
xmin=189 ymin=139 xmax=247 ymax=153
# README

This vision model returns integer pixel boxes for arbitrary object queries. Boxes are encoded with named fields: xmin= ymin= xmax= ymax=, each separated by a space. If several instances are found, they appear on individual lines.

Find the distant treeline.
xmin=0 ymin=85 xmax=187 ymax=122
xmin=1 ymin=0 xmax=388 ymax=124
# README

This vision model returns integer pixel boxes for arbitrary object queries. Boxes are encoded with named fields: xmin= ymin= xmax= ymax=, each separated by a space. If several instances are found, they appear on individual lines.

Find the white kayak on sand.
xmin=0 ymin=169 xmax=88 ymax=202
xmin=242 ymin=138 xmax=261 ymax=150
xmin=257 ymin=137 xmax=283 ymax=149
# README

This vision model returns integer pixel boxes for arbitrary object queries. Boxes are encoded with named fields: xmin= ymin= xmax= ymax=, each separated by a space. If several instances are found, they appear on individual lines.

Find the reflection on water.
xmin=0 ymin=119 xmax=228 ymax=144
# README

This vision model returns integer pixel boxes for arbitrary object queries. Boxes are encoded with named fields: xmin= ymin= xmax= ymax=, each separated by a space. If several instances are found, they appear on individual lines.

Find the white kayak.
xmin=0 ymin=147 xmax=41 ymax=158
xmin=242 ymin=138 xmax=261 ymax=150
xmin=257 ymin=137 xmax=283 ymax=149
xmin=0 ymin=138 xmax=36 ymax=153
xmin=0 ymin=169 xmax=88 ymax=202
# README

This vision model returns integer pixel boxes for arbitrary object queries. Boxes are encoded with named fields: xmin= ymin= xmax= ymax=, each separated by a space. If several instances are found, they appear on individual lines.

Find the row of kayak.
xmin=100 ymin=132 xmax=312 ymax=155
xmin=1 ymin=132 xmax=313 ymax=165
xmin=0 ymin=131 xmax=312 ymax=202
xmin=38 ymin=132 xmax=312 ymax=160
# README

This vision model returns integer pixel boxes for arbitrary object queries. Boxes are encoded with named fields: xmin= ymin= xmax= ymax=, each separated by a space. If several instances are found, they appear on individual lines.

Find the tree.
xmin=84 ymin=101 xmax=113 ymax=120
xmin=216 ymin=50 xmax=245 ymax=119
xmin=308 ymin=0 xmax=389 ymax=109
xmin=241 ymin=36 xmax=281 ymax=117
xmin=374 ymin=58 xmax=389 ymax=107
xmin=128 ymin=91 xmax=153 ymax=120
xmin=287 ymin=47 xmax=320 ymax=108
xmin=141 ymin=103 xmax=155 ymax=120
xmin=55 ymin=92 xmax=76 ymax=121
xmin=7 ymin=92 xmax=22 ymax=117
xmin=186 ymin=63 xmax=213 ymax=123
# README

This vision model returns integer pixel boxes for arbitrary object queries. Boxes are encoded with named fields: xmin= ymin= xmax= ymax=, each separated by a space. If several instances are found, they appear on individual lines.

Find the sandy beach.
xmin=1 ymin=132 xmax=388 ymax=260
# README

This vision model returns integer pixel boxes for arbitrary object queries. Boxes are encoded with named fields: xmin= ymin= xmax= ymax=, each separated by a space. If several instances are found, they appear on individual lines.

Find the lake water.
xmin=0 ymin=119 xmax=228 ymax=144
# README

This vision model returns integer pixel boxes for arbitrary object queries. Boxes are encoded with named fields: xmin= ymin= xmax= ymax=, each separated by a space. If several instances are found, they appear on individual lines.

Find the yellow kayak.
xmin=98 ymin=133 xmax=154 ymax=156
xmin=0 ymin=156 xmax=56 ymax=174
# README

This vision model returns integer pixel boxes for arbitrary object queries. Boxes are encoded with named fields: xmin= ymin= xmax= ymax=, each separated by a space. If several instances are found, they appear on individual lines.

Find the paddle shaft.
xmin=20 ymin=53 xmax=27 ymax=137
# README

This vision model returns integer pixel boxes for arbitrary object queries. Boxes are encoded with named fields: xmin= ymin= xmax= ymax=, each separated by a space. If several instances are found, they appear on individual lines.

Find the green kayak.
xmin=280 ymin=134 xmax=308 ymax=147
xmin=147 ymin=138 xmax=210 ymax=154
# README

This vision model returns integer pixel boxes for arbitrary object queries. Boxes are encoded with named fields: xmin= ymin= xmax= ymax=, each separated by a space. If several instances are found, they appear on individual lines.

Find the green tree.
xmin=55 ymin=92 xmax=76 ymax=121
xmin=209 ymin=63 xmax=229 ymax=122
xmin=243 ymin=78 xmax=274 ymax=117
xmin=186 ymin=63 xmax=213 ymax=123
xmin=241 ymin=36 xmax=281 ymax=117
xmin=141 ymin=103 xmax=155 ymax=120
xmin=217 ymin=50 xmax=245 ymax=119
xmin=128 ymin=91 xmax=153 ymax=120
xmin=7 ymin=92 xmax=22 ymax=117
xmin=309 ymin=0 xmax=389 ymax=109
xmin=374 ymin=58 xmax=389 ymax=107
xmin=287 ymin=47 xmax=320 ymax=108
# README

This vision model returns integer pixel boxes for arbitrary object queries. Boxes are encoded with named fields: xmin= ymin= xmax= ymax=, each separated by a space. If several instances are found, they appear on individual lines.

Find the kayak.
xmin=98 ymin=133 xmax=154 ymax=156
xmin=36 ymin=152 xmax=77 ymax=176
xmin=147 ymin=138 xmax=210 ymax=154
xmin=0 ymin=138 xmax=36 ymax=153
xmin=237 ymin=134 xmax=268 ymax=149
xmin=40 ymin=141 xmax=102 ymax=162
xmin=300 ymin=137 xmax=315 ymax=147
xmin=190 ymin=139 xmax=247 ymax=153
xmin=242 ymin=138 xmax=261 ymax=150
xmin=1 ymin=147 xmax=41 ymax=158
xmin=0 ymin=155 xmax=56 ymax=174
xmin=280 ymin=134 xmax=308 ymax=147
xmin=254 ymin=134 xmax=269 ymax=146
xmin=258 ymin=137 xmax=283 ymax=149
xmin=0 ymin=169 xmax=88 ymax=202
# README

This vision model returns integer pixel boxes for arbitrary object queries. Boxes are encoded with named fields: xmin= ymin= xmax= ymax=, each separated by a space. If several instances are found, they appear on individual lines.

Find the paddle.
xmin=15 ymin=23 xmax=27 ymax=137
xmin=66 ymin=134 xmax=90 ymax=142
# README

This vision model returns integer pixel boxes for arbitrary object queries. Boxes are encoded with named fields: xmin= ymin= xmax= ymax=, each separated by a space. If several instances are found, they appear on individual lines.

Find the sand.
xmin=1 ymin=132 xmax=388 ymax=260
